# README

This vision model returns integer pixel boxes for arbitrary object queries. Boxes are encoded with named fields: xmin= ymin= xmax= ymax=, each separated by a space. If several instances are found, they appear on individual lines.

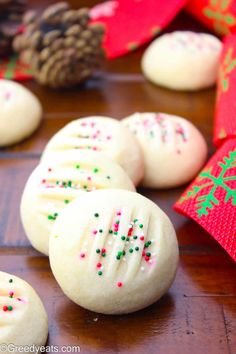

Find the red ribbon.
xmin=175 ymin=34 xmax=236 ymax=262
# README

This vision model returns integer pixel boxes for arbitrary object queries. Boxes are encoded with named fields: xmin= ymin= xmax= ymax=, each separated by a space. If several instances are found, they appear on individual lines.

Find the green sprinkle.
xmin=123 ymin=250 xmax=126 ymax=255
xmin=133 ymin=218 xmax=138 ymax=223
xmin=121 ymin=236 xmax=126 ymax=241
xmin=102 ymin=253 xmax=106 ymax=257
xmin=144 ymin=242 xmax=149 ymax=248
xmin=98 ymin=271 xmax=103 ymax=276
xmin=76 ymin=164 xmax=80 ymax=169
xmin=48 ymin=215 xmax=53 ymax=220
xmin=64 ymin=200 xmax=69 ymax=204
xmin=133 ymin=235 xmax=138 ymax=240
xmin=135 ymin=246 xmax=139 ymax=251
xmin=9 ymin=279 xmax=13 ymax=283
xmin=94 ymin=213 xmax=99 ymax=218
xmin=118 ymin=251 xmax=123 ymax=256
xmin=99 ymin=229 xmax=103 ymax=233
xmin=93 ymin=168 xmax=99 ymax=173
xmin=126 ymin=237 xmax=129 ymax=241
xmin=115 ymin=220 xmax=120 ymax=224
xmin=109 ymin=229 xmax=113 ymax=234
xmin=56 ymin=181 xmax=60 ymax=185
xmin=54 ymin=213 xmax=58 ymax=217
xmin=114 ymin=231 xmax=118 ymax=235
xmin=146 ymin=252 xmax=151 ymax=257
xmin=83 ymin=185 xmax=88 ymax=189
xmin=106 ymin=176 xmax=111 ymax=179
xmin=148 ymin=240 xmax=152 ymax=245
xmin=129 ymin=248 xmax=133 ymax=253
xmin=8 ymin=306 xmax=13 ymax=311
xmin=116 ymin=255 xmax=121 ymax=260
xmin=96 ymin=249 xmax=100 ymax=253
xmin=68 ymin=181 xmax=72 ymax=187
xmin=139 ymin=224 xmax=143 ymax=229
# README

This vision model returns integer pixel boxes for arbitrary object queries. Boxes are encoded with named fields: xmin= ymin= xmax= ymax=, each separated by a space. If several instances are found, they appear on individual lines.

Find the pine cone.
xmin=0 ymin=0 xmax=26 ymax=56
xmin=13 ymin=2 xmax=104 ymax=88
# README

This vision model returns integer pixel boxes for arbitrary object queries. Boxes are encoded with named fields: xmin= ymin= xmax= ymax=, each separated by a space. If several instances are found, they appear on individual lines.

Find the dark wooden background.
xmin=0 ymin=1 xmax=235 ymax=353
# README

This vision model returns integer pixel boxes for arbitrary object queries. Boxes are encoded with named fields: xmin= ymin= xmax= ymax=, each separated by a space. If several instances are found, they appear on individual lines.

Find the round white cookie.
xmin=0 ymin=271 xmax=48 ymax=352
xmin=142 ymin=31 xmax=222 ymax=91
xmin=21 ymin=150 xmax=135 ymax=256
xmin=41 ymin=116 xmax=144 ymax=186
xmin=49 ymin=189 xmax=179 ymax=314
xmin=122 ymin=112 xmax=207 ymax=188
xmin=0 ymin=79 xmax=42 ymax=146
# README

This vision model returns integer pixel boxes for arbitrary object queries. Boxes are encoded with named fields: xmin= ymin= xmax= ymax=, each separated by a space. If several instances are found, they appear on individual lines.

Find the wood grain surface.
xmin=0 ymin=1 xmax=235 ymax=353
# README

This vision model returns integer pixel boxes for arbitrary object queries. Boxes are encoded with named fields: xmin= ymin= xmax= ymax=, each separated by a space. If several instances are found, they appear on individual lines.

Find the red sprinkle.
xmin=117 ymin=282 xmax=123 ymax=287
xmin=116 ymin=211 xmax=121 ymax=216
xmin=145 ymin=256 xmax=150 ymax=262
xmin=48 ymin=168 xmax=52 ymax=172
xmin=101 ymin=248 xmax=106 ymax=254
xmin=3 ymin=306 xmax=8 ymax=311
xmin=92 ymin=230 xmax=97 ymax=235
xmin=9 ymin=291 xmax=14 ymax=297
xmin=96 ymin=262 xmax=102 ymax=268
xmin=142 ymin=251 xmax=146 ymax=257
xmin=80 ymin=253 xmax=85 ymax=258
xmin=41 ymin=179 xmax=46 ymax=183
xmin=140 ymin=236 xmax=144 ymax=241
xmin=128 ymin=228 xmax=133 ymax=236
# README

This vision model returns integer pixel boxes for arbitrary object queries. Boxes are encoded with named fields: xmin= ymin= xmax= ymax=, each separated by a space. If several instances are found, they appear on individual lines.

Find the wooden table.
xmin=0 ymin=2 xmax=236 ymax=353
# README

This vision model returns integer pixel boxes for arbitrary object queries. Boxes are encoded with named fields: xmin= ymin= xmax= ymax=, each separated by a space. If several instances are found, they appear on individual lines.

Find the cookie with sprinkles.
xmin=41 ymin=116 xmax=144 ymax=186
xmin=0 ymin=271 xmax=48 ymax=349
xmin=122 ymin=112 xmax=207 ymax=189
xmin=142 ymin=31 xmax=222 ymax=91
xmin=21 ymin=150 xmax=135 ymax=255
xmin=0 ymin=79 xmax=42 ymax=147
xmin=49 ymin=189 xmax=178 ymax=314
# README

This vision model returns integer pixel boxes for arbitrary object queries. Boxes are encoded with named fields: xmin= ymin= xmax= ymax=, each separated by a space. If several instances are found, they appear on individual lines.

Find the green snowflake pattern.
xmin=203 ymin=0 xmax=236 ymax=35
xmin=219 ymin=47 xmax=236 ymax=94
xmin=179 ymin=150 xmax=236 ymax=217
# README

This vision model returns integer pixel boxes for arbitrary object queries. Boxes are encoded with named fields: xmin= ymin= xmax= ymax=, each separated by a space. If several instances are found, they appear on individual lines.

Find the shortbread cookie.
xmin=142 ymin=31 xmax=222 ymax=91
xmin=49 ymin=189 xmax=179 ymax=314
xmin=41 ymin=116 xmax=144 ymax=186
xmin=0 ymin=80 xmax=42 ymax=146
xmin=21 ymin=151 xmax=135 ymax=255
xmin=0 ymin=271 xmax=48 ymax=350
xmin=122 ymin=112 xmax=207 ymax=188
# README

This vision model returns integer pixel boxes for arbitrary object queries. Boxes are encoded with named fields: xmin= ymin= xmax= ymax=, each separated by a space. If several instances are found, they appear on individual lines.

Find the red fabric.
xmin=174 ymin=138 xmax=236 ymax=261
xmin=0 ymin=55 xmax=32 ymax=81
xmin=90 ymin=0 xmax=188 ymax=59
xmin=186 ymin=0 xmax=236 ymax=36
xmin=214 ymin=34 xmax=236 ymax=146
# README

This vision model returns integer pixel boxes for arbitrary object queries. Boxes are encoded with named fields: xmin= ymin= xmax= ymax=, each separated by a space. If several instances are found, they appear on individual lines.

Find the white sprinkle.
xmin=93 ymin=317 xmax=98 ymax=322
xmin=123 ymin=258 xmax=126 ymax=262
xmin=108 ymin=240 xmax=112 ymax=245
xmin=141 ymin=266 xmax=145 ymax=272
